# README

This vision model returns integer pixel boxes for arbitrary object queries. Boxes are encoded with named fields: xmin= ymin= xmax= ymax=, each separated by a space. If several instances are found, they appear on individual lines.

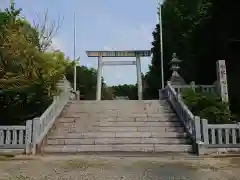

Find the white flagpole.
xmin=158 ymin=0 xmax=164 ymax=89
xmin=73 ymin=12 xmax=77 ymax=92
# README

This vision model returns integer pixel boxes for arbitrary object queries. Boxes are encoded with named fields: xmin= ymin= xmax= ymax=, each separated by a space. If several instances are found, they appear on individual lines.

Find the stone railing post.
xmin=201 ymin=119 xmax=209 ymax=144
xmin=190 ymin=81 xmax=196 ymax=92
xmin=25 ymin=120 xmax=32 ymax=154
xmin=76 ymin=90 xmax=80 ymax=100
xmin=194 ymin=116 xmax=206 ymax=155
xmin=194 ymin=116 xmax=202 ymax=142
xmin=32 ymin=117 xmax=40 ymax=155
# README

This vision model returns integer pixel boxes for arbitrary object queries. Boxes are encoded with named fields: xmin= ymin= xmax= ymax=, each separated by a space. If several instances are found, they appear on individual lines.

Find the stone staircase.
xmin=43 ymin=100 xmax=192 ymax=154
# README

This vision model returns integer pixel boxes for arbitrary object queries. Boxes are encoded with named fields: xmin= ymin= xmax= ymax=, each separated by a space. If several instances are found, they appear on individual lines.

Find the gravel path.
xmin=0 ymin=155 xmax=239 ymax=179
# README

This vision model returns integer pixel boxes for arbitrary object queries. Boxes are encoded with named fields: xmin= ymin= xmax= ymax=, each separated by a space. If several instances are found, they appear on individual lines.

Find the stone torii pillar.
xmin=96 ymin=56 xmax=103 ymax=101
xmin=136 ymin=54 xmax=142 ymax=100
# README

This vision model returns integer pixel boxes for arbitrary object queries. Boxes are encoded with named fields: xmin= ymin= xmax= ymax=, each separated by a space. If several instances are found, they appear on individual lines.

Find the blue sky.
xmin=1 ymin=0 xmax=158 ymax=85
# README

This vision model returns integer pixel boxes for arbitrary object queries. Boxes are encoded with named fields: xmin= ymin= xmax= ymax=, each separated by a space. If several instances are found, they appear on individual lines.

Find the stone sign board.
xmin=216 ymin=60 xmax=229 ymax=102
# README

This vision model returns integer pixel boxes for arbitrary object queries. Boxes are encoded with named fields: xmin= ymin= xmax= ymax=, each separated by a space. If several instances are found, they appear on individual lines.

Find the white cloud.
xmin=47 ymin=37 xmax=65 ymax=52
xmin=98 ymin=22 xmax=153 ymax=85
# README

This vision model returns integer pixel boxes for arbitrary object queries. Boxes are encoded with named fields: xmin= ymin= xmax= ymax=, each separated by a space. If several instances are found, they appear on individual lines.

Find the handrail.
xmin=32 ymin=80 xmax=71 ymax=154
xmin=171 ymin=84 xmax=216 ymax=94
xmin=166 ymin=82 xmax=201 ymax=142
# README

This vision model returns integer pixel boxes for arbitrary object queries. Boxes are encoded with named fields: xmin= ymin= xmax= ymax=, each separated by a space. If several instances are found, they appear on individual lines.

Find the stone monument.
xmin=216 ymin=60 xmax=229 ymax=102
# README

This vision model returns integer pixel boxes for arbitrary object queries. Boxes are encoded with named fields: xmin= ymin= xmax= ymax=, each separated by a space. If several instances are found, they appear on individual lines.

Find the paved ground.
xmin=0 ymin=155 xmax=239 ymax=180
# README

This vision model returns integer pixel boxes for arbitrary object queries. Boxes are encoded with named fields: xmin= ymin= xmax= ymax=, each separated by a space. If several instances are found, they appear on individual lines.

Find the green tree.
xmin=181 ymin=88 xmax=232 ymax=124
xmin=146 ymin=0 xmax=240 ymax=118
xmin=111 ymin=84 xmax=137 ymax=100
xmin=65 ymin=64 xmax=111 ymax=100
xmin=0 ymin=2 xmax=69 ymax=125
xmin=144 ymin=0 xmax=213 ymax=99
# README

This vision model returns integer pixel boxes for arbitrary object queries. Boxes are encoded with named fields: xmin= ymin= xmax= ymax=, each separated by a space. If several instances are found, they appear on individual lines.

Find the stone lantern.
xmin=169 ymin=53 xmax=186 ymax=85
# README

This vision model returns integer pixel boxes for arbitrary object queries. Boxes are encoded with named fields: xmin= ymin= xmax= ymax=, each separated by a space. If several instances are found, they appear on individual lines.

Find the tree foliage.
xmin=181 ymin=88 xmax=232 ymax=124
xmin=144 ymin=0 xmax=240 ymax=117
xmin=111 ymin=84 xmax=137 ymax=100
xmin=0 ymin=2 xmax=68 ymax=125
xmin=65 ymin=64 xmax=112 ymax=100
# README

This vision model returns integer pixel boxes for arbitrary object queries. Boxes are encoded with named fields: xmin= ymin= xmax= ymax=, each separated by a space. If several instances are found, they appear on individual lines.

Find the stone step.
xmin=44 ymin=144 xmax=192 ymax=153
xmin=58 ymin=116 xmax=178 ymax=123
xmin=57 ymin=121 xmax=181 ymax=128
xmin=66 ymin=101 xmax=169 ymax=106
xmin=69 ymin=100 xmax=168 ymax=104
xmin=54 ymin=126 xmax=184 ymax=133
xmin=66 ymin=108 xmax=172 ymax=114
xmin=64 ymin=112 xmax=175 ymax=118
xmin=47 ymin=137 xmax=190 ymax=145
xmin=67 ymin=100 xmax=169 ymax=107
xmin=118 ymin=113 xmax=174 ymax=118
xmin=66 ymin=104 xmax=171 ymax=110
xmin=67 ymin=101 xmax=171 ymax=109
xmin=66 ymin=101 xmax=172 ymax=110
xmin=49 ymin=132 xmax=187 ymax=139
xmin=93 ymin=121 xmax=181 ymax=127
xmin=96 ymin=117 xmax=178 ymax=122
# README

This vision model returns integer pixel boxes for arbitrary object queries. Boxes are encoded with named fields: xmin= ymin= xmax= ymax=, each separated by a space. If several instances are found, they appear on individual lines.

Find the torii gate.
xmin=86 ymin=50 xmax=151 ymax=100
